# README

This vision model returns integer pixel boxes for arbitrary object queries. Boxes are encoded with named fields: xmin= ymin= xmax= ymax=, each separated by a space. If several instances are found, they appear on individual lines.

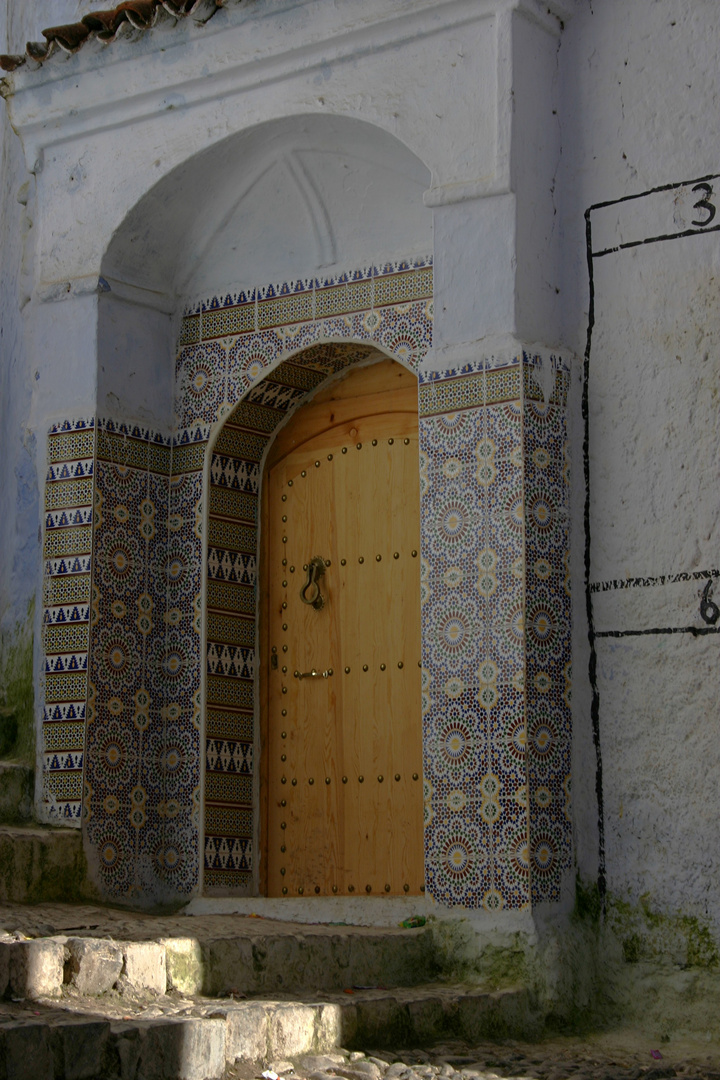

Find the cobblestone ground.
xmin=228 ymin=1038 xmax=720 ymax=1080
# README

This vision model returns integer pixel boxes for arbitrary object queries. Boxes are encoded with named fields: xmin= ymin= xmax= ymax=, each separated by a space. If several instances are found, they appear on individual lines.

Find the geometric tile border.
xmin=523 ymin=360 xmax=571 ymax=905
xmin=42 ymin=418 xmax=96 ymax=822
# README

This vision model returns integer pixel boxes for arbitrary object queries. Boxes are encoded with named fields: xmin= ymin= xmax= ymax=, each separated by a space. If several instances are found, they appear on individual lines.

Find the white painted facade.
xmin=1 ymin=0 xmax=719 ymax=1020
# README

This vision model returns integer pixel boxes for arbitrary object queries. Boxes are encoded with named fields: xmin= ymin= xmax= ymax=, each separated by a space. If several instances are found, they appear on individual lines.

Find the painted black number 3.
xmin=691 ymin=182 xmax=717 ymax=227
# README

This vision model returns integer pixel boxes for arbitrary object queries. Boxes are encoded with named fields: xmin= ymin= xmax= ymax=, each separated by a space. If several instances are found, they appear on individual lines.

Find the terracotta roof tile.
xmin=0 ymin=0 xmax=223 ymax=73
xmin=42 ymin=22 xmax=92 ymax=52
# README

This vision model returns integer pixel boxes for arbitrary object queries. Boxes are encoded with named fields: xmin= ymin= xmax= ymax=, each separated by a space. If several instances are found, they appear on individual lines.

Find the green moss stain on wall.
xmin=0 ymin=826 xmax=99 ymax=903
xmin=683 ymin=917 xmax=720 ymax=968
xmin=0 ymin=600 xmax=35 ymax=766
xmin=427 ymin=917 xmax=530 ymax=989
xmin=573 ymin=873 xmax=603 ymax=925
xmin=572 ymin=874 xmax=719 ymax=970
xmin=607 ymin=893 xmax=719 ymax=968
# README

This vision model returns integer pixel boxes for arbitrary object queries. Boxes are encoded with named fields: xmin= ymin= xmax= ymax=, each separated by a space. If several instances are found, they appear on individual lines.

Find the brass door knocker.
xmin=300 ymin=556 xmax=326 ymax=610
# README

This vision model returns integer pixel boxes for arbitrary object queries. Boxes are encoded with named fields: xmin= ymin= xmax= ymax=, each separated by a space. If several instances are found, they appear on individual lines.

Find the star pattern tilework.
xmin=419 ymin=360 xmax=529 ymax=910
xmin=84 ymin=420 xmax=202 ymax=901
xmin=418 ymin=354 xmax=571 ymax=910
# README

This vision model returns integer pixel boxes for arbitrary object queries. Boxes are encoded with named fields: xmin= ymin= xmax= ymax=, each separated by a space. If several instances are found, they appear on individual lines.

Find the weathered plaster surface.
xmin=557 ymin=0 xmax=720 ymax=950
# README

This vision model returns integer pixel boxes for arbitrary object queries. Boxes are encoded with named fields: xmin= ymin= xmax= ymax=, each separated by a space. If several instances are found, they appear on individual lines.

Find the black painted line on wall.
xmin=595 ymin=625 xmax=720 ymax=639
xmin=583 ymin=171 xmax=720 ymax=910
xmin=587 ymin=171 xmax=720 ymax=212
xmin=592 ymin=221 xmax=720 ymax=258
xmin=582 ymin=207 xmax=607 ymax=908
xmin=590 ymin=568 xmax=720 ymax=592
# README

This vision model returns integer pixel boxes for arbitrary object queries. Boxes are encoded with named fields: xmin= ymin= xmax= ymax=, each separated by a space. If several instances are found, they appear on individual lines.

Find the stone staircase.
xmin=0 ymin=700 xmax=536 ymax=1078
xmin=0 ymin=701 xmax=97 ymax=905
xmin=0 ymin=908 xmax=539 ymax=1080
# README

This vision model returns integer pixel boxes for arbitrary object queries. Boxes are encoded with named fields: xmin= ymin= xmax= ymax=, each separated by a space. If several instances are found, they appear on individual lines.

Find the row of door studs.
xmin=276 ymin=885 xmax=425 ymax=894
xmin=273 ymin=662 xmax=422 ymax=674
xmin=274 ymin=881 xmax=423 ymax=889
xmin=278 ymin=552 xmax=418 ymax=563
xmin=282 ymin=439 xmax=414 ymax=490
xmin=286 ymin=663 xmax=418 ymax=673
xmin=276 ymin=773 xmax=420 ymax=784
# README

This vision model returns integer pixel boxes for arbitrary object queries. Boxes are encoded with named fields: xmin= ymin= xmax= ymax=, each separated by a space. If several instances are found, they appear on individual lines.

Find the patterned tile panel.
xmin=175 ymin=341 xmax=229 ymax=431
xmin=84 ymin=420 xmax=203 ymax=902
xmin=420 ymin=362 xmax=529 ymax=911
xmin=42 ymin=418 xmax=96 ymax=823
xmin=419 ymin=353 xmax=571 ymax=910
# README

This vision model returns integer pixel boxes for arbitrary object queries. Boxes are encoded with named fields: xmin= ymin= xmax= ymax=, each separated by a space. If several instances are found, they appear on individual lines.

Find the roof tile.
xmin=42 ymin=23 xmax=92 ymax=52
xmin=1 ymin=0 xmax=223 ymax=73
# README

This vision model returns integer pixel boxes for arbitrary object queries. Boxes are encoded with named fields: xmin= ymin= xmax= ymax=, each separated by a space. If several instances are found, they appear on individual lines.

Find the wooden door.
xmin=262 ymin=359 xmax=424 ymax=897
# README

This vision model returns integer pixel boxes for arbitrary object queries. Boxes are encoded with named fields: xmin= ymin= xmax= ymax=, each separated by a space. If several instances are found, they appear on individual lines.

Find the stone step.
xmin=0 ymin=763 xmax=33 ymax=825
xmin=197 ymin=923 xmax=439 ymax=995
xmin=0 ymin=984 xmax=536 ymax=1080
xmin=0 ymin=826 xmax=98 ymax=903
xmin=0 ymin=923 xmax=437 ymax=997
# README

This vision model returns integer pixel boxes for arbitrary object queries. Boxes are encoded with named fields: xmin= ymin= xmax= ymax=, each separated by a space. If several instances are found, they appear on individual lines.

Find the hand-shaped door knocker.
xmin=300 ymin=556 xmax=326 ymax=610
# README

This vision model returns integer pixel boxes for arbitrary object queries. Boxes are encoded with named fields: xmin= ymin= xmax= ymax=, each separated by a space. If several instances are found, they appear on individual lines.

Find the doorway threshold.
xmin=186 ymin=895 xmax=433 ymax=927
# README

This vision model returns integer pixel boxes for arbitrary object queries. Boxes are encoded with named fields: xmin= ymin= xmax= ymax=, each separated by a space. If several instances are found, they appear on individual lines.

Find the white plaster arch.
xmin=100 ymin=112 xmax=432 ymax=305
xmin=10 ymin=0 xmax=492 ymax=297
xmin=97 ymin=112 xmax=432 ymax=430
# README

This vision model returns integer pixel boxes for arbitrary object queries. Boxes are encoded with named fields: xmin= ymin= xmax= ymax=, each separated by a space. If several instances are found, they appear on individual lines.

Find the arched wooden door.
xmin=261 ymin=359 xmax=424 ymax=897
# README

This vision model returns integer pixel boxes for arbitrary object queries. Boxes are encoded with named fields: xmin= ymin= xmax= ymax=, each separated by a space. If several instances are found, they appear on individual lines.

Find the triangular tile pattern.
xmin=41 ymin=418 xmax=96 ymax=823
xmin=82 ymin=420 xmax=205 ymax=902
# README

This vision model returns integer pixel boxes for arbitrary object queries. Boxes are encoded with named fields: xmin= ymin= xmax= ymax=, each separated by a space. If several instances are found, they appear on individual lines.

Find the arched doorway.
xmin=202 ymin=332 xmax=433 ymax=898
xmin=260 ymin=358 xmax=424 ymax=896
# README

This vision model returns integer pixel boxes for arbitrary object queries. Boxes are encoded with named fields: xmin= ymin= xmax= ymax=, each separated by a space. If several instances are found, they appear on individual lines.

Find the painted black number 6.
xmin=691 ymin=182 xmax=716 ymax=227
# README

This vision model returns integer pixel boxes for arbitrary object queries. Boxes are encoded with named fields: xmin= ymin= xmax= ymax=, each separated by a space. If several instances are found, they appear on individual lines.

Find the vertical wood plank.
xmin=263 ymin=360 xmax=423 ymax=896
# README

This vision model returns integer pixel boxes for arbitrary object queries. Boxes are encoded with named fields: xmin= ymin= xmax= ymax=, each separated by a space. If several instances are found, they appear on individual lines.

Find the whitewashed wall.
xmin=558 ymin=0 xmax=720 ymax=937
xmin=0 ymin=0 xmax=109 ymax=637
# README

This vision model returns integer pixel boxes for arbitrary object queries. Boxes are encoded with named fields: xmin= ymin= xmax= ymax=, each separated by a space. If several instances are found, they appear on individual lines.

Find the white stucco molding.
xmin=7 ymin=0 xmax=497 ymax=169
xmin=423 ymin=177 xmax=512 ymax=207
xmin=2 ymin=0 xmax=570 ymax=303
